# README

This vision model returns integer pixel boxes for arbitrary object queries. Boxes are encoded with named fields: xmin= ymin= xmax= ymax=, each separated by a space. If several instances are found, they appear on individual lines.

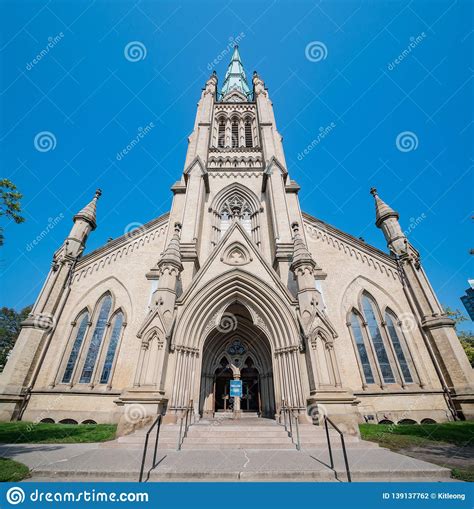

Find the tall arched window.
xmin=231 ymin=121 xmax=239 ymax=148
xmin=361 ymin=294 xmax=395 ymax=384
xmin=245 ymin=120 xmax=252 ymax=148
xmin=349 ymin=312 xmax=374 ymax=384
xmin=99 ymin=311 xmax=124 ymax=384
xmin=62 ymin=311 xmax=89 ymax=384
xmin=385 ymin=311 xmax=413 ymax=383
xmin=218 ymin=120 xmax=225 ymax=148
xmin=79 ymin=295 xmax=112 ymax=384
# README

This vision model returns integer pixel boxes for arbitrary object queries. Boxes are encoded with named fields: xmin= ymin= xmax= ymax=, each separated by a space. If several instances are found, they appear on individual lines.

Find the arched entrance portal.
xmin=199 ymin=303 xmax=276 ymax=418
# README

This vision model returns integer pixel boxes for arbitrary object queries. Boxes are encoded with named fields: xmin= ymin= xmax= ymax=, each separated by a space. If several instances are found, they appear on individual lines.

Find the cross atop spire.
xmin=220 ymin=45 xmax=252 ymax=100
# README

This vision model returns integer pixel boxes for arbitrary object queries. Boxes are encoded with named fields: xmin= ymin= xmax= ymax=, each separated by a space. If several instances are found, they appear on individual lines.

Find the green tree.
xmin=0 ymin=306 xmax=32 ymax=371
xmin=444 ymin=306 xmax=474 ymax=367
xmin=0 ymin=179 xmax=25 ymax=246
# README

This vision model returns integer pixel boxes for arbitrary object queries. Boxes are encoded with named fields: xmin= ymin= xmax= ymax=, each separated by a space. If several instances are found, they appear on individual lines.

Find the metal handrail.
xmin=138 ymin=414 xmax=162 ymax=483
xmin=279 ymin=402 xmax=300 ymax=451
xmin=176 ymin=401 xmax=194 ymax=451
xmin=323 ymin=415 xmax=351 ymax=482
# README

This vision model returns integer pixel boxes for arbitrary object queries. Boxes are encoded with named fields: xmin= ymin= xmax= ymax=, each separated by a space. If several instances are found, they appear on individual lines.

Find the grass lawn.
xmin=359 ymin=422 xmax=474 ymax=449
xmin=360 ymin=422 xmax=474 ymax=482
xmin=0 ymin=457 xmax=30 ymax=482
xmin=0 ymin=422 xmax=117 ymax=444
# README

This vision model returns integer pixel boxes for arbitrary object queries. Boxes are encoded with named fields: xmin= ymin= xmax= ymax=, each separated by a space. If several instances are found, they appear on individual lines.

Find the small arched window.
xmin=231 ymin=121 xmax=239 ymax=148
xmin=385 ymin=311 xmax=413 ymax=383
xmin=62 ymin=311 xmax=89 ymax=384
xmin=361 ymin=294 xmax=395 ymax=384
xmin=349 ymin=312 xmax=375 ymax=384
xmin=79 ymin=295 xmax=112 ymax=384
xmin=99 ymin=312 xmax=124 ymax=384
xmin=245 ymin=121 xmax=252 ymax=148
xmin=218 ymin=120 xmax=225 ymax=148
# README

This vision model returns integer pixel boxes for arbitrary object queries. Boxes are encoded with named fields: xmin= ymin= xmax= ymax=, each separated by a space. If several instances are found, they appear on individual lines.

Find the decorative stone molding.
xmin=303 ymin=219 xmax=399 ymax=281
xmin=221 ymin=242 xmax=252 ymax=266
xmin=72 ymin=221 xmax=168 ymax=283
xmin=208 ymin=172 xmax=262 ymax=178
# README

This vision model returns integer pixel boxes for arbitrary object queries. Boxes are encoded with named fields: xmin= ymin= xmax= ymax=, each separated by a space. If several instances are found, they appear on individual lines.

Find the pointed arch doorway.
xmin=199 ymin=303 xmax=276 ymax=418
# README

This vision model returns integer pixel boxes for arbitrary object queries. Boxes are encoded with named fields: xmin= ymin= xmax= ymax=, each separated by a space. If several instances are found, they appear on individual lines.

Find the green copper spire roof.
xmin=220 ymin=46 xmax=252 ymax=100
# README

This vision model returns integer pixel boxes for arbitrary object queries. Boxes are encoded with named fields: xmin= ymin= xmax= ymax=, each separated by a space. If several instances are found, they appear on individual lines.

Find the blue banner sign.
xmin=0 ymin=483 xmax=471 ymax=509
xmin=229 ymin=379 xmax=242 ymax=397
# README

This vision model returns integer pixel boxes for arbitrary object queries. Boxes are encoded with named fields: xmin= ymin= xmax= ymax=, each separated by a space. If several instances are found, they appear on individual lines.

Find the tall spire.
xmin=74 ymin=188 xmax=102 ymax=230
xmin=220 ymin=46 xmax=251 ymax=100
xmin=370 ymin=187 xmax=399 ymax=228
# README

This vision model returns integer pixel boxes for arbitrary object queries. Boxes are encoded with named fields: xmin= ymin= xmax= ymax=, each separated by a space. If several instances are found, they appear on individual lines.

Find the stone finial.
xmin=370 ymin=187 xmax=399 ymax=228
xmin=73 ymin=189 xmax=102 ymax=230
xmin=158 ymin=221 xmax=183 ymax=271
xmin=290 ymin=221 xmax=316 ymax=271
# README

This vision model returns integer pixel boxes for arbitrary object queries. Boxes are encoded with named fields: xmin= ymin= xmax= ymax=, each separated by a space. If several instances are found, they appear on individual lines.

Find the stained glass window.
xmin=350 ymin=312 xmax=375 ymax=384
xmin=62 ymin=312 xmax=89 ymax=383
xmin=385 ymin=312 xmax=413 ymax=383
xmin=362 ymin=295 xmax=395 ymax=384
xmin=99 ymin=312 xmax=124 ymax=384
xmin=79 ymin=295 xmax=112 ymax=384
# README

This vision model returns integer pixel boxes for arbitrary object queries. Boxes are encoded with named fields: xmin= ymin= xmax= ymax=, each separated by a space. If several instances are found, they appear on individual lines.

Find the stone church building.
xmin=1 ymin=47 xmax=472 ymax=434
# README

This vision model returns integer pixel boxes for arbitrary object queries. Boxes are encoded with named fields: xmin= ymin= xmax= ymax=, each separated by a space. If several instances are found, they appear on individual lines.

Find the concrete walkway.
xmin=0 ymin=442 xmax=453 ymax=482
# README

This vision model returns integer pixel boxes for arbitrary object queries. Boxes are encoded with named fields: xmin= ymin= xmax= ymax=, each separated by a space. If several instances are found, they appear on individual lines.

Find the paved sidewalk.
xmin=0 ymin=442 xmax=453 ymax=482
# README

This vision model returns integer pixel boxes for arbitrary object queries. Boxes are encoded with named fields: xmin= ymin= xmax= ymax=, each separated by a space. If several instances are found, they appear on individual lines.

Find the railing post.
xmin=340 ymin=434 xmax=351 ymax=482
xmin=177 ymin=415 xmax=184 ymax=451
xmin=139 ymin=433 xmax=150 ymax=483
xmin=324 ymin=416 xmax=334 ymax=469
xmin=152 ymin=415 xmax=161 ymax=468
xmin=294 ymin=412 xmax=301 ymax=451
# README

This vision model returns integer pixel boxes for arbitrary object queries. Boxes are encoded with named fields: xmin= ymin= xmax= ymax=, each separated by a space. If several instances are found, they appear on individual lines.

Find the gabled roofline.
xmin=302 ymin=211 xmax=397 ymax=267
xmin=76 ymin=212 xmax=170 ymax=268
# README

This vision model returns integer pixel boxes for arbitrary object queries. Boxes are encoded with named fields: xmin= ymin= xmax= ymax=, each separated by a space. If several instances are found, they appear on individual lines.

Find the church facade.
xmin=1 ymin=48 xmax=472 ymax=434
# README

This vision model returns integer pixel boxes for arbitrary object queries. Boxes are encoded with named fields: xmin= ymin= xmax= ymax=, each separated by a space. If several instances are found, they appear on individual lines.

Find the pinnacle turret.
xmin=370 ymin=187 xmax=399 ymax=228
xmin=290 ymin=222 xmax=316 ymax=270
xmin=158 ymin=222 xmax=183 ymax=271
xmin=74 ymin=189 xmax=102 ymax=230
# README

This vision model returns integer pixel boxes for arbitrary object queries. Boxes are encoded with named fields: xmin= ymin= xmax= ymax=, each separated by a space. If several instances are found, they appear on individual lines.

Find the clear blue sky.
xmin=0 ymin=0 xmax=472 ymax=330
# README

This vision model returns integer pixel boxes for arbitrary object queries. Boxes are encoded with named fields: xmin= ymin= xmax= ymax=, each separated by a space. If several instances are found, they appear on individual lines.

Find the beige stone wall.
xmin=303 ymin=216 xmax=450 ymax=419
xmin=32 ymin=216 xmax=169 ymax=395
